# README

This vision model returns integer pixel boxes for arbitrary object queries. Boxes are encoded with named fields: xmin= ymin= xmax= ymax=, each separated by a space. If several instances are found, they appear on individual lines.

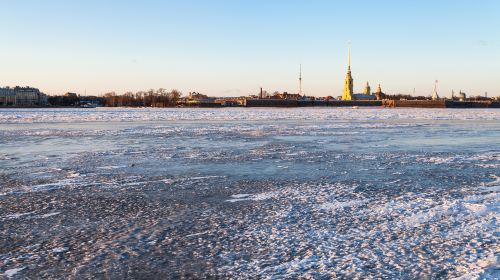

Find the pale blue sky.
xmin=1 ymin=0 xmax=499 ymax=97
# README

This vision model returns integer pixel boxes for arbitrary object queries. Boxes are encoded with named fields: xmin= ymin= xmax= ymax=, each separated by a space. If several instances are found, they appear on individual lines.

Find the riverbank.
xmin=1 ymin=99 xmax=500 ymax=109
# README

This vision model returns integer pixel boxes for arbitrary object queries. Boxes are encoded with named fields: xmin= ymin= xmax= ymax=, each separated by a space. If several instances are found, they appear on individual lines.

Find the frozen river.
xmin=1 ymin=108 xmax=499 ymax=279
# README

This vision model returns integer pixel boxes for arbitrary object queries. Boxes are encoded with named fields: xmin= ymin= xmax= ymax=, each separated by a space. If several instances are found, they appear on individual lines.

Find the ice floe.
xmin=1 ymin=108 xmax=499 ymax=278
xmin=1 ymin=107 xmax=500 ymax=123
xmin=226 ymin=192 xmax=277 ymax=202
xmin=2 ymin=267 xmax=25 ymax=278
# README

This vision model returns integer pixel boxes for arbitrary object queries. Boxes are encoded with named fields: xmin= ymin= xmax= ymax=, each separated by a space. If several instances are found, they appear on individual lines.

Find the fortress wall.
xmin=445 ymin=101 xmax=490 ymax=108
xmin=244 ymin=99 xmax=498 ymax=108
xmin=387 ymin=100 xmax=447 ymax=108
xmin=489 ymin=102 xmax=500 ymax=108
xmin=246 ymin=99 xmax=382 ymax=107
xmin=386 ymin=100 xmax=497 ymax=108
xmin=326 ymin=100 xmax=382 ymax=107
xmin=245 ymin=99 xmax=298 ymax=107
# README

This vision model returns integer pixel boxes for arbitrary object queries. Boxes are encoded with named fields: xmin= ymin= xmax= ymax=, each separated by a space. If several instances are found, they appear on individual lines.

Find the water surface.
xmin=1 ymin=108 xmax=499 ymax=278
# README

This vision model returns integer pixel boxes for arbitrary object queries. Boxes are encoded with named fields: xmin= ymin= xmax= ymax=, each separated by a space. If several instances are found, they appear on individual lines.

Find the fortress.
xmin=342 ymin=49 xmax=384 ymax=101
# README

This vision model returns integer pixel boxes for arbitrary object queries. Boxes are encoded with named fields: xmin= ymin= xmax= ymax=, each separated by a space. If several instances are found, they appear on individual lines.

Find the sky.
xmin=0 ymin=0 xmax=499 ymax=97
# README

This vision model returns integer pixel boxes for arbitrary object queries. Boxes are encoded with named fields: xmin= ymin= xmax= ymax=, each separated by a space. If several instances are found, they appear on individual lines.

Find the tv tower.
xmin=299 ymin=64 xmax=303 ymax=97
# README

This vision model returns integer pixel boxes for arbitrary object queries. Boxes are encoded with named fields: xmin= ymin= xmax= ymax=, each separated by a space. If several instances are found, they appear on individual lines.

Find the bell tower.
xmin=364 ymin=81 xmax=371 ymax=95
xmin=375 ymin=84 xmax=383 ymax=100
xmin=342 ymin=48 xmax=354 ymax=100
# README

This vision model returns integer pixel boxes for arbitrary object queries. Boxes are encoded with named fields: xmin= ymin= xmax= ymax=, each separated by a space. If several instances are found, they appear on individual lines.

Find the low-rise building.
xmin=179 ymin=92 xmax=216 ymax=105
xmin=273 ymin=92 xmax=302 ymax=100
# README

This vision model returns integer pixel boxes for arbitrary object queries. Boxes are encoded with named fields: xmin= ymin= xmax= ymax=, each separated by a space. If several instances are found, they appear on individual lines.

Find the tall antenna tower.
xmin=299 ymin=64 xmax=303 ymax=96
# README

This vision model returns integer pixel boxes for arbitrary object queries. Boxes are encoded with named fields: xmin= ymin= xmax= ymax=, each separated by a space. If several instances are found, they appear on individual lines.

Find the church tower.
xmin=342 ymin=48 xmax=354 ymax=100
xmin=375 ymin=84 xmax=383 ymax=100
xmin=364 ymin=81 xmax=371 ymax=95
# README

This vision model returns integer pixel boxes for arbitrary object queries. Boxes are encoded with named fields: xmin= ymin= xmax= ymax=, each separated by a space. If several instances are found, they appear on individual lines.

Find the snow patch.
xmin=52 ymin=247 xmax=69 ymax=253
xmin=319 ymin=199 xmax=368 ymax=211
xmin=226 ymin=192 xmax=276 ymax=203
xmin=2 ymin=267 xmax=25 ymax=278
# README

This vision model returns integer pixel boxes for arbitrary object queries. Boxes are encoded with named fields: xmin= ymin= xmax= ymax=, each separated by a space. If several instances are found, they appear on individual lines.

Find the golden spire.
xmin=342 ymin=46 xmax=354 ymax=100
xmin=348 ymin=47 xmax=351 ymax=70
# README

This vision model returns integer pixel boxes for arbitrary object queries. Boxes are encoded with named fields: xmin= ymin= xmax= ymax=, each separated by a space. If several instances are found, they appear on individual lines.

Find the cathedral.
xmin=342 ymin=49 xmax=383 ymax=101
xmin=342 ymin=48 xmax=355 ymax=100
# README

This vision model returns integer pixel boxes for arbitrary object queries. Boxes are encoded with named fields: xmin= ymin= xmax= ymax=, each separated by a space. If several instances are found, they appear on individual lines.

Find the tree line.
xmin=47 ymin=88 xmax=183 ymax=107
xmin=102 ymin=89 xmax=182 ymax=107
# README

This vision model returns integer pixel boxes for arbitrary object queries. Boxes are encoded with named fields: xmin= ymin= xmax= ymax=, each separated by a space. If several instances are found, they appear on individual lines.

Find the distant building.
xmin=214 ymin=97 xmax=245 ymax=106
xmin=352 ymin=82 xmax=376 ymax=100
xmin=341 ymin=49 xmax=379 ymax=101
xmin=14 ymin=86 xmax=46 ymax=106
xmin=63 ymin=92 xmax=79 ymax=106
xmin=0 ymin=86 xmax=47 ymax=106
xmin=274 ymin=92 xmax=302 ymax=100
xmin=375 ymin=84 xmax=385 ymax=100
xmin=181 ymin=92 xmax=215 ymax=105
xmin=353 ymin=93 xmax=376 ymax=100
xmin=0 ymin=87 xmax=16 ymax=106
xmin=79 ymin=95 xmax=104 ymax=106
xmin=458 ymin=90 xmax=466 ymax=101
xmin=64 ymin=92 xmax=78 ymax=98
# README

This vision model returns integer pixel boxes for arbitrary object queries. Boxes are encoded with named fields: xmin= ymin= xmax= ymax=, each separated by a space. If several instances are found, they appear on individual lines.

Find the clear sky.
xmin=1 ymin=0 xmax=499 ymax=97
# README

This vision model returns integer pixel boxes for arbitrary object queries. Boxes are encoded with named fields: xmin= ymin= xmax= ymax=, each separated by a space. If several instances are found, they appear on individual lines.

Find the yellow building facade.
xmin=342 ymin=48 xmax=354 ymax=100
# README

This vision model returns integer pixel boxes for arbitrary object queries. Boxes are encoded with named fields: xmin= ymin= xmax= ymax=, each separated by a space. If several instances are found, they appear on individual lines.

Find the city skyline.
xmin=1 ymin=0 xmax=499 ymax=97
